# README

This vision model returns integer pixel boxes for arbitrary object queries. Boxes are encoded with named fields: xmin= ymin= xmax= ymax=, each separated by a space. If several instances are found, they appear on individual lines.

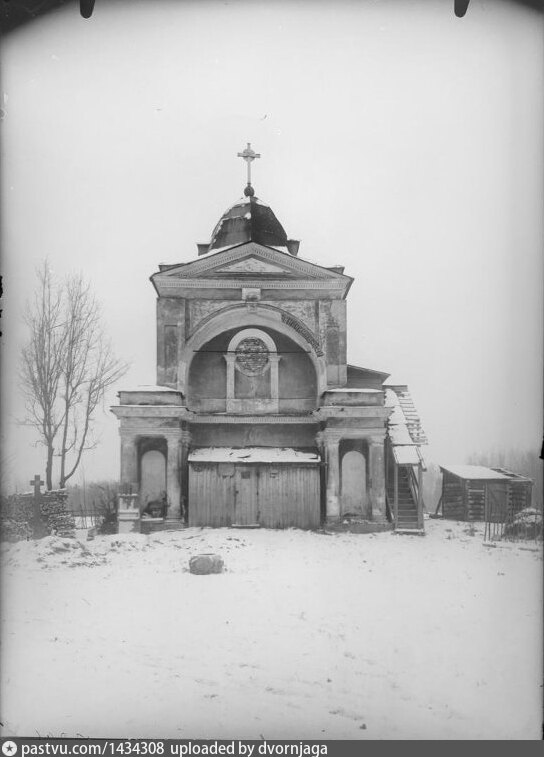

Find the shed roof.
xmin=118 ymin=384 xmax=180 ymax=393
xmin=440 ymin=464 xmax=533 ymax=482
xmin=439 ymin=465 xmax=511 ymax=480
xmin=393 ymin=446 xmax=421 ymax=466
xmin=188 ymin=447 xmax=321 ymax=464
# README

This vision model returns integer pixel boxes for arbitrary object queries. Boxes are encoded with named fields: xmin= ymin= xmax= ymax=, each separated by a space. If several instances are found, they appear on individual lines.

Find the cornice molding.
xmin=111 ymin=406 xmax=187 ymax=419
xmin=185 ymin=413 xmax=319 ymax=425
xmin=321 ymin=429 xmax=387 ymax=443
xmin=155 ymin=278 xmax=347 ymax=290
xmin=120 ymin=428 xmax=180 ymax=438
xmin=154 ymin=243 xmax=348 ymax=282
xmin=316 ymin=406 xmax=389 ymax=420
xmin=186 ymin=302 xmax=324 ymax=356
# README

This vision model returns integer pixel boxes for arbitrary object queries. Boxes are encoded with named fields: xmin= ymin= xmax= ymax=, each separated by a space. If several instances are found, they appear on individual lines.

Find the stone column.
xmin=224 ymin=353 xmax=236 ymax=412
xmin=180 ymin=429 xmax=192 ymax=522
xmin=268 ymin=354 xmax=281 ymax=408
xmin=120 ymin=433 xmax=139 ymax=491
xmin=165 ymin=434 xmax=182 ymax=519
xmin=325 ymin=437 xmax=341 ymax=521
xmin=368 ymin=440 xmax=387 ymax=522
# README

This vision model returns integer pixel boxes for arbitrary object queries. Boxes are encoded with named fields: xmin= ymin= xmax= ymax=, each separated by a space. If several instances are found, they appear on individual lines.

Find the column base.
xmin=325 ymin=514 xmax=341 ymax=525
xmin=371 ymin=512 xmax=388 ymax=524
xmin=323 ymin=518 xmax=394 ymax=534
xmin=118 ymin=509 xmax=141 ymax=534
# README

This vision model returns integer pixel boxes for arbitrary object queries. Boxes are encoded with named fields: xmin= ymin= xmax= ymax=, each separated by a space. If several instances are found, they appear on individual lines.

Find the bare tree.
xmin=20 ymin=262 xmax=129 ymax=489
xmin=20 ymin=263 xmax=66 ymax=490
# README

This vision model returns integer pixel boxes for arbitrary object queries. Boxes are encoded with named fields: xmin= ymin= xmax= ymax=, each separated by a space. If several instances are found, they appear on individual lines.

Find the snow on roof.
xmin=119 ymin=385 xmax=181 ymax=393
xmin=188 ymin=447 xmax=321 ymax=464
xmin=385 ymin=387 xmax=427 ymax=446
xmin=393 ymin=446 xmax=421 ymax=466
xmin=347 ymin=364 xmax=391 ymax=378
xmin=383 ymin=377 xmax=406 ymax=387
xmin=326 ymin=388 xmax=382 ymax=393
xmin=388 ymin=425 xmax=415 ymax=446
xmin=440 ymin=465 xmax=512 ymax=481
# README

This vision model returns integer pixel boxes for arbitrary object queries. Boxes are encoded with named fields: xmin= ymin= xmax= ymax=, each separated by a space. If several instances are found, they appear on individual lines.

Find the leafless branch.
xmin=19 ymin=262 xmax=129 ymax=489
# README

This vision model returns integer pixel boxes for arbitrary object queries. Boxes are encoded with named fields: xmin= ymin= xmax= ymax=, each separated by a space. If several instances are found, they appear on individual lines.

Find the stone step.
xmin=140 ymin=519 xmax=187 ymax=534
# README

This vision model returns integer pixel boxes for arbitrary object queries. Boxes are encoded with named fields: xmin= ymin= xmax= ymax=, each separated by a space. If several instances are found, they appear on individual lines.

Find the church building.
xmin=112 ymin=145 xmax=426 ymax=533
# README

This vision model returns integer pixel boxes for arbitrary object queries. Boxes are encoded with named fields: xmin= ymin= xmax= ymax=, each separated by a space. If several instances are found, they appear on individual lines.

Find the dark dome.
xmin=207 ymin=195 xmax=289 ymax=253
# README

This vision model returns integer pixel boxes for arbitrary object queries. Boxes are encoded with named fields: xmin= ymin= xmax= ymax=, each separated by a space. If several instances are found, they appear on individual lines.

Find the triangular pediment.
xmin=214 ymin=257 xmax=290 ymax=275
xmin=153 ymin=242 xmax=350 ymax=283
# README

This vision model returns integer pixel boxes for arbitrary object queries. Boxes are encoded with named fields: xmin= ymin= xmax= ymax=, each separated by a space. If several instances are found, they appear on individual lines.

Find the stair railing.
xmin=407 ymin=464 xmax=424 ymax=530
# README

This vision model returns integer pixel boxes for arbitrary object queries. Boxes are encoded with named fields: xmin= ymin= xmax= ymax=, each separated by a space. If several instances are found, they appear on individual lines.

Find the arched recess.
xmin=340 ymin=440 xmax=370 ymax=518
xmin=140 ymin=449 xmax=167 ymax=512
xmin=179 ymin=305 xmax=327 ymax=397
xmin=225 ymin=328 xmax=280 ymax=413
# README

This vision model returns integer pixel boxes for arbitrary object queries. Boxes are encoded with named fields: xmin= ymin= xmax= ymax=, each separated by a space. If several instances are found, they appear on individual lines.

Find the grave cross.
xmin=30 ymin=474 xmax=44 ymax=497
xmin=237 ymin=142 xmax=261 ymax=188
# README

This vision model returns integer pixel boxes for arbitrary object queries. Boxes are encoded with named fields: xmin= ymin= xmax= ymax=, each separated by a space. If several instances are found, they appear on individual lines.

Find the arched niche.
xmin=179 ymin=306 xmax=326 ymax=397
xmin=225 ymin=328 xmax=279 ymax=413
xmin=140 ymin=449 xmax=166 ymax=512
xmin=186 ymin=325 xmax=318 ymax=413
xmin=340 ymin=441 xmax=370 ymax=518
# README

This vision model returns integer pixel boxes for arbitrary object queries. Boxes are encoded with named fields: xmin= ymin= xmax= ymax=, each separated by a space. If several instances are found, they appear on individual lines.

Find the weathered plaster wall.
xmin=190 ymin=423 xmax=318 ymax=449
xmin=188 ymin=299 xmax=233 ymax=335
xmin=156 ymin=298 xmax=185 ymax=387
xmin=318 ymin=300 xmax=347 ymax=387
xmin=261 ymin=300 xmax=318 ymax=333
xmin=187 ymin=331 xmax=228 ymax=411
xmin=157 ymin=294 xmax=340 ymax=391
xmin=187 ymin=328 xmax=317 ymax=413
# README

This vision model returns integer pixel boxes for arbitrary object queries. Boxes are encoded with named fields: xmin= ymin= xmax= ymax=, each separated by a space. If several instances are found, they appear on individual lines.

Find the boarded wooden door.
xmin=258 ymin=464 xmax=320 ymax=529
xmin=233 ymin=466 xmax=259 ymax=525
xmin=487 ymin=483 xmax=507 ymax=522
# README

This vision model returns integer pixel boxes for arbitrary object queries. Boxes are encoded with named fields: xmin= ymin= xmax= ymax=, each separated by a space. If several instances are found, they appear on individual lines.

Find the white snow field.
xmin=1 ymin=520 xmax=542 ymax=740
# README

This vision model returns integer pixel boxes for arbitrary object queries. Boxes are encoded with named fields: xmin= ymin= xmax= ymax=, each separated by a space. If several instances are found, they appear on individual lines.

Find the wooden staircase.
xmin=395 ymin=466 xmax=420 ymax=531
xmin=386 ymin=460 xmax=424 ymax=534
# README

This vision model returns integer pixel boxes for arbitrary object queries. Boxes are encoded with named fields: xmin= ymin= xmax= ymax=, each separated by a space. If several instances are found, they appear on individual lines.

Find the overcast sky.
xmin=1 ymin=0 xmax=542 ymax=491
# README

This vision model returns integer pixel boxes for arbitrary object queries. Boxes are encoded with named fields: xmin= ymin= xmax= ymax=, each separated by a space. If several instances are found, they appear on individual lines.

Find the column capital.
xmin=367 ymin=434 xmax=386 ymax=445
xmin=162 ymin=430 xmax=182 ymax=441
xmin=322 ymin=431 xmax=343 ymax=445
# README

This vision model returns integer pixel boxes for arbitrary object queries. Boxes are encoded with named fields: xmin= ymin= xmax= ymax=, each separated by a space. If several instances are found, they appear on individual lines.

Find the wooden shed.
xmin=188 ymin=447 xmax=321 ymax=529
xmin=438 ymin=465 xmax=533 ymax=522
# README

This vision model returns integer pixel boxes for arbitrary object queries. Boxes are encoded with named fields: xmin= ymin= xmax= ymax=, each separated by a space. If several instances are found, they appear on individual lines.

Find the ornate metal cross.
xmin=30 ymin=474 xmax=44 ymax=497
xmin=237 ymin=142 xmax=260 ymax=187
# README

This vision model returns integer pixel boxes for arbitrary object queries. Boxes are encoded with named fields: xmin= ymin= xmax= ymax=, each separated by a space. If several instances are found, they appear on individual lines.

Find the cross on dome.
xmin=237 ymin=142 xmax=260 ymax=196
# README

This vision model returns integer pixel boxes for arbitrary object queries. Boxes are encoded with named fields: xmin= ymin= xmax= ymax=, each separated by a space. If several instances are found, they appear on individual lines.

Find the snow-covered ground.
xmin=1 ymin=520 xmax=542 ymax=740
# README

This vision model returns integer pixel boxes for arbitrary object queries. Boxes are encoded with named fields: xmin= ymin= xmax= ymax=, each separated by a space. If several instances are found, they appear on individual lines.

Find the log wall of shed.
xmin=442 ymin=472 xmax=466 ymax=519
xmin=467 ymin=482 xmax=485 ymax=521
xmin=508 ymin=481 xmax=532 ymax=516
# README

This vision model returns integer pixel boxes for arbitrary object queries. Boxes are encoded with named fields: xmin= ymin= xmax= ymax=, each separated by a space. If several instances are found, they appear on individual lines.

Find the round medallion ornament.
xmin=235 ymin=337 xmax=270 ymax=375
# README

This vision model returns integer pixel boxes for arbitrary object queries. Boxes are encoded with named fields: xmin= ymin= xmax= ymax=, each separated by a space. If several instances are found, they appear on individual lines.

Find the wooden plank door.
xmin=487 ymin=483 xmax=507 ymax=522
xmin=233 ymin=466 xmax=259 ymax=525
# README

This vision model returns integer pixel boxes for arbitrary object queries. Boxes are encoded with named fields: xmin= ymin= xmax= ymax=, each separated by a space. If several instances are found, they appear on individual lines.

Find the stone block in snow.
xmin=189 ymin=554 xmax=225 ymax=575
